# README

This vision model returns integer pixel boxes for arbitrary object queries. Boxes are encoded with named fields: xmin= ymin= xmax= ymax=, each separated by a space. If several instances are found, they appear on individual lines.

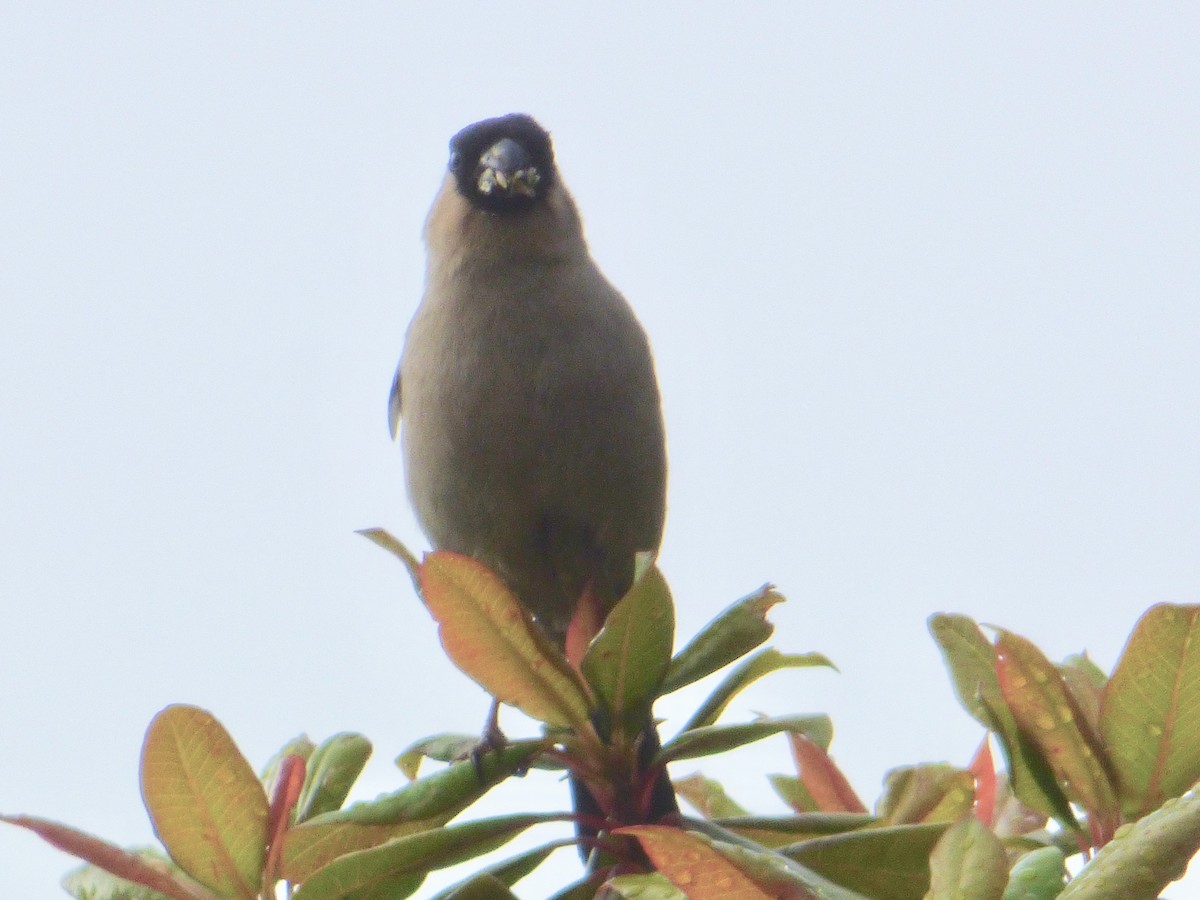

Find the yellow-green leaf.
xmin=1099 ymin=603 xmax=1200 ymax=818
xmin=419 ymin=552 xmax=592 ymax=728
xmin=139 ymin=705 xmax=267 ymax=900
xmin=877 ymin=765 xmax=975 ymax=825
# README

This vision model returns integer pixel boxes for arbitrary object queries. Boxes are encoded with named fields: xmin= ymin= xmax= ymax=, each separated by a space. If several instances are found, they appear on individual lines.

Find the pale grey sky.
xmin=2 ymin=4 xmax=1198 ymax=897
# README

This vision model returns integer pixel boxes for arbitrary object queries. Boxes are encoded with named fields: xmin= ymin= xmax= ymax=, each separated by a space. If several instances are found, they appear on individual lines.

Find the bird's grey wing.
xmin=387 ymin=360 xmax=402 ymax=440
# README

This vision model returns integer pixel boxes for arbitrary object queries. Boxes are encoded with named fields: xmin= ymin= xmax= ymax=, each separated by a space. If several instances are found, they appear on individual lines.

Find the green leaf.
xmin=428 ymin=842 xmax=569 ymax=899
xmin=419 ymin=552 xmax=594 ymax=729
xmin=581 ymin=565 xmax=675 ymax=734
xmin=930 ymin=614 xmax=1005 ymax=728
xmin=682 ymin=648 xmax=836 ymax=732
xmin=674 ymin=773 xmax=750 ymax=818
xmin=782 ymin=822 xmax=949 ymax=900
xmin=294 ymin=733 xmax=372 ymax=822
xmin=604 ymin=872 xmax=688 ymax=899
xmin=768 ymin=774 xmax=820 ymax=814
xmin=713 ymin=813 xmax=876 ymax=850
xmin=139 ymin=705 xmax=267 ymax=900
xmin=436 ymin=875 xmax=520 ymax=900
xmin=924 ymin=817 xmax=1008 ymax=900
xmin=877 ymin=764 xmax=975 ymax=825
xmin=1057 ymin=655 xmax=1105 ymax=739
xmin=1058 ymin=784 xmax=1200 ymax=898
xmin=291 ymin=814 xmax=551 ymax=900
xmin=661 ymin=586 xmax=785 ymax=694
xmin=1000 ymin=846 xmax=1066 ymax=900
xmin=929 ymin=615 xmax=1076 ymax=825
xmin=280 ymin=742 xmax=547 ymax=882
xmin=995 ymin=630 xmax=1118 ymax=822
xmin=1099 ymin=603 xmax=1200 ymax=818
xmin=657 ymin=715 xmax=832 ymax=765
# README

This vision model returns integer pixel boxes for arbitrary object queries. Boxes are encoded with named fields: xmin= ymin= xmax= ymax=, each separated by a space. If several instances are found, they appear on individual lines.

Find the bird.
xmin=388 ymin=113 xmax=677 ymax=840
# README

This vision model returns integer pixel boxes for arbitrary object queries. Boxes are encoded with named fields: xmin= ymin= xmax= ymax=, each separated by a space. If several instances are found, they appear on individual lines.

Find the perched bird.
xmin=389 ymin=113 xmax=676 ymax=833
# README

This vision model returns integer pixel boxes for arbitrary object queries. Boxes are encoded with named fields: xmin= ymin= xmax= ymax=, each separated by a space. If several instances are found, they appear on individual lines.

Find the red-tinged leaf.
xmin=924 ymin=817 xmax=1007 ymax=900
xmin=674 ymin=773 xmax=750 ymax=818
xmin=995 ymin=630 xmax=1119 ymax=824
xmin=0 ymin=815 xmax=216 ymax=900
xmin=788 ymin=732 xmax=867 ymax=814
xmin=261 ymin=735 xmax=316 ymax=796
xmin=681 ymin=648 xmax=836 ymax=732
xmin=876 ymin=764 xmax=975 ymax=825
xmin=264 ymin=754 xmax=305 ymax=884
xmin=290 ymin=814 xmax=551 ymax=900
xmin=140 ymin=705 xmax=268 ymax=900
xmin=658 ymin=715 xmax=831 ymax=765
xmin=615 ymin=826 xmax=778 ymax=899
xmin=581 ymin=564 xmax=675 ymax=733
xmin=931 ymin=614 xmax=1075 ymax=823
xmin=419 ymin=552 xmax=593 ymax=729
xmin=969 ymin=738 xmax=997 ymax=825
xmin=1099 ymin=603 xmax=1200 ymax=818
xmin=661 ymin=586 xmax=786 ymax=694
xmin=565 ymin=580 xmax=606 ymax=670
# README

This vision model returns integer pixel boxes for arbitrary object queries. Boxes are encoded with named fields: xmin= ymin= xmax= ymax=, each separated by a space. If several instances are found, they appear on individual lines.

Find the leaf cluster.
xmin=5 ymin=538 xmax=1200 ymax=899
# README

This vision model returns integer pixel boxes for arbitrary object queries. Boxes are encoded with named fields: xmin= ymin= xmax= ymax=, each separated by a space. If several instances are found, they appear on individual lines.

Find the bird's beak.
xmin=476 ymin=137 xmax=541 ymax=199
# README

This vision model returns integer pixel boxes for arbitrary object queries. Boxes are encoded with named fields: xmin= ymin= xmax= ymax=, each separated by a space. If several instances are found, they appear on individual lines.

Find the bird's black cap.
xmin=448 ymin=114 xmax=556 ymax=213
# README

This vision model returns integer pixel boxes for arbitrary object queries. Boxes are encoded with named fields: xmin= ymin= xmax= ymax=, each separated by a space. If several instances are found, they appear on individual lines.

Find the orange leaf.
xmin=419 ymin=552 xmax=592 ymax=728
xmin=788 ymin=733 xmax=867 ymax=814
xmin=617 ymin=826 xmax=776 ymax=899
xmin=969 ymin=738 xmax=996 ymax=825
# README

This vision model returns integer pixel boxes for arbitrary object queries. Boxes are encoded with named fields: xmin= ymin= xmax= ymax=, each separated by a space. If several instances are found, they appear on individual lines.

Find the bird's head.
xmin=425 ymin=114 xmax=583 ymax=265
xmin=448 ymin=114 xmax=557 ymax=213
